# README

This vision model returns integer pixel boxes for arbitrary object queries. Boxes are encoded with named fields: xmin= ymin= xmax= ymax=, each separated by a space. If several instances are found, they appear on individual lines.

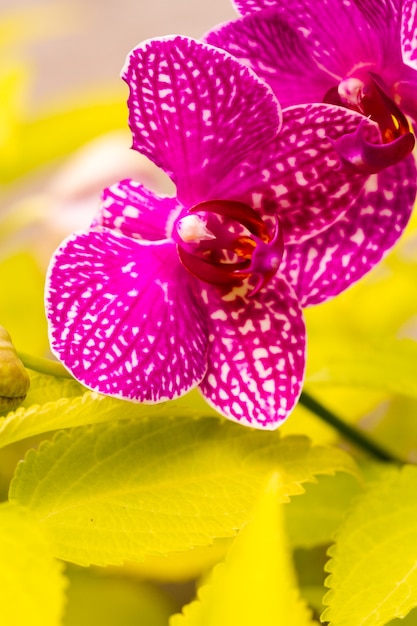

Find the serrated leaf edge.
xmin=321 ymin=465 xmax=404 ymax=624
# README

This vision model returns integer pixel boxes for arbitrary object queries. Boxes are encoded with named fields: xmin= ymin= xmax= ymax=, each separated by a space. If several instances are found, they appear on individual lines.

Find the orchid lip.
xmin=173 ymin=200 xmax=284 ymax=294
xmin=326 ymin=72 xmax=415 ymax=173
xmin=329 ymin=117 xmax=415 ymax=175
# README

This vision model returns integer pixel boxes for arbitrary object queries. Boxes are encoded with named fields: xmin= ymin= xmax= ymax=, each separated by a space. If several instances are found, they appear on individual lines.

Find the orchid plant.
xmin=46 ymin=35 xmax=389 ymax=428
xmin=2 ymin=3 xmax=417 ymax=626
xmin=206 ymin=0 xmax=417 ymax=303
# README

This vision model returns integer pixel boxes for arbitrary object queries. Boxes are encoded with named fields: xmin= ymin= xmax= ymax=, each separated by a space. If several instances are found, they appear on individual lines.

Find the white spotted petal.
xmin=281 ymin=155 xmax=417 ymax=306
xmin=96 ymin=180 xmax=180 ymax=241
xmin=122 ymin=35 xmax=282 ymax=207
xmin=46 ymin=229 xmax=208 ymax=402
xmin=233 ymin=0 xmax=391 ymax=79
xmin=402 ymin=0 xmax=417 ymax=70
xmin=205 ymin=10 xmax=334 ymax=109
xmin=232 ymin=0 xmax=272 ymax=13
xmin=199 ymin=278 xmax=306 ymax=429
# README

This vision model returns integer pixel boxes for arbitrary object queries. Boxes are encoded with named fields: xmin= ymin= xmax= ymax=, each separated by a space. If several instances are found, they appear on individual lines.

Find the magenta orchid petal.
xmin=402 ymin=0 xmax=417 ymax=70
xmin=217 ymin=103 xmax=377 ymax=244
xmin=336 ymin=0 xmax=400 ymax=55
xmin=353 ymin=0 xmax=400 ymax=30
xmin=329 ymin=118 xmax=415 ymax=175
xmin=205 ymin=10 xmax=334 ymax=108
xmin=46 ymin=229 xmax=208 ymax=401
xmin=233 ymin=0 xmax=385 ymax=77
xmin=280 ymin=155 xmax=417 ymax=307
xmin=96 ymin=180 xmax=179 ymax=241
xmin=122 ymin=36 xmax=282 ymax=206
xmin=198 ymin=278 xmax=305 ymax=428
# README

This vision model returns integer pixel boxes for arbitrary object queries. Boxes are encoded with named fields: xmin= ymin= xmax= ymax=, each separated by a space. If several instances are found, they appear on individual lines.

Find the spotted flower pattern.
xmin=47 ymin=36 xmax=381 ymax=428
xmin=206 ymin=0 xmax=417 ymax=304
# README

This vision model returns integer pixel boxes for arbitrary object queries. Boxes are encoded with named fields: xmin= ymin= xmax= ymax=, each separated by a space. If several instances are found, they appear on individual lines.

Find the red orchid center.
xmin=173 ymin=200 xmax=283 ymax=295
xmin=326 ymin=72 xmax=412 ymax=144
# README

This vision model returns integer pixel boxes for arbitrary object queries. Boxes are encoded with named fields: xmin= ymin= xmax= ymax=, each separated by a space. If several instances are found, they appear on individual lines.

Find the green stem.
xmin=18 ymin=352 xmax=73 ymax=379
xmin=300 ymin=390 xmax=404 ymax=465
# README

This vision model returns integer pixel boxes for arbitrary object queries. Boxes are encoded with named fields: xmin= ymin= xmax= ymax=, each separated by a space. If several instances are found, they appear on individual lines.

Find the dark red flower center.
xmin=337 ymin=72 xmax=411 ymax=143
xmin=325 ymin=71 xmax=413 ymax=142
xmin=173 ymin=200 xmax=283 ymax=295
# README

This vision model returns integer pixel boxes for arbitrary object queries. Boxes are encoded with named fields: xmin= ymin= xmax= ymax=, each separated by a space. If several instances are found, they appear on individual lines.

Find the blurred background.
xmin=2 ymin=0 xmax=236 ymax=108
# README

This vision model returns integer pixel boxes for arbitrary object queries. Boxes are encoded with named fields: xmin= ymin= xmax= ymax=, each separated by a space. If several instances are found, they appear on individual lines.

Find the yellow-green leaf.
xmin=323 ymin=465 xmax=417 ymax=626
xmin=306 ymin=339 xmax=417 ymax=398
xmin=388 ymin=606 xmax=417 ymax=625
xmin=170 ymin=474 xmax=318 ymax=626
xmin=295 ymin=546 xmax=328 ymax=617
xmin=9 ymin=417 xmax=358 ymax=566
xmin=20 ymin=371 xmax=85 ymax=406
xmin=285 ymin=472 xmax=361 ymax=548
xmin=365 ymin=395 xmax=417 ymax=463
xmin=0 ymin=501 xmax=66 ymax=626
xmin=0 ymin=388 xmax=216 ymax=449
xmin=121 ymin=537 xmax=231 ymax=582
xmin=64 ymin=567 xmax=174 ymax=626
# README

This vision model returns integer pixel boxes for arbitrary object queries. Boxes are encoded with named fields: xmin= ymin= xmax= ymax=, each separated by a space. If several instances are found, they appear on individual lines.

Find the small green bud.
xmin=0 ymin=326 xmax=30 ymax=412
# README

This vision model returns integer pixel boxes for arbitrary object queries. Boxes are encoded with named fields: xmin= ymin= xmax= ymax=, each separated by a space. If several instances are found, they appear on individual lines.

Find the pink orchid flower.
xmin=46 ymin=36 xmax=383 ymax=428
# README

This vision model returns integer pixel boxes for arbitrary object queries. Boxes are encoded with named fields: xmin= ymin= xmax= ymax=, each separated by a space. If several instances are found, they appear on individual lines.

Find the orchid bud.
xmin=0 ymin=326 xmax=30 ymax=412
